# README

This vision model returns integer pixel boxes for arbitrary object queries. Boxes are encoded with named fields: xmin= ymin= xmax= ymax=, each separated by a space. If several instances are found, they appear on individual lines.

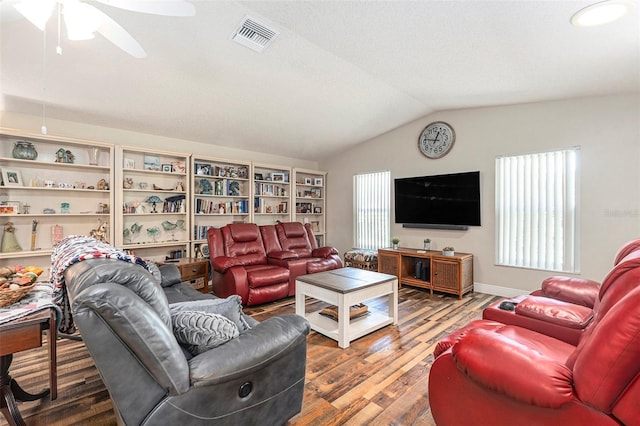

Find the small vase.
xmin=88 ymin=147 xmax=99 ymax=165
xmin=424 ymin=242 xmax=430 ymax=250
xmin=12 ymin=141 xmax=38 ymax=160
xmin=393 ymin=243 xmax=399 ymax=249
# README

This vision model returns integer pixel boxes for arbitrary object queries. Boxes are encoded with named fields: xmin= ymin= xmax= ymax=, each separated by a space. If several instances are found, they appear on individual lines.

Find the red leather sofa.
xmin=207 ymin=222 xmax=342 ymax=305
xmin=429 ymin=284 xmax=640 ymax=425
xmin=261 ymin=222 xmax=342 ymax=295
xmin=483 ymin=242 xmax=640 ymax=345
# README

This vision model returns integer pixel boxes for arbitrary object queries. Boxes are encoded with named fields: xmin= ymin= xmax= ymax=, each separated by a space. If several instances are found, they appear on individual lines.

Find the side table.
xmin=0 ymin=309 xmax=57 ymax=426
xmin=161 ymin=257 xmax=210 ymax=293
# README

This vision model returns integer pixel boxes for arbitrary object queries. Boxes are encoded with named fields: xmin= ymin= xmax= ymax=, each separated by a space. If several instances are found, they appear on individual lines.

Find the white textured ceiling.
xmin=1 ymin=1 xmax=638 ymax=160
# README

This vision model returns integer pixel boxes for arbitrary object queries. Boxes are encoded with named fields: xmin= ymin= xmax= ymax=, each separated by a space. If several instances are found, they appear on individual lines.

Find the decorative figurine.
xmin=89 ymin=219 xmax=109 ymax=243
xmin=55 ymin=148 xmax=75 ymax=164
xmin=130 ymin=223 xmax=143 ymax=241
xmin=199 ymin=178 xmax=212 ymax=195
xmin=98 ymin=203 xmax=109 ymax=214
xmin=97 ymin=179 xmax=109 ymax=190
xmin=22 ymin=204 xmax=31 ymax=214
xmin=1 ymin=222 xmax=22 ymax=253
xmin=123 ymin=177 xmax=133 ymax=189
xmin=146 ymin=226 xmax=160 ymax=242
xmin=31 ymin=220 xmax=38 ymax=251
xmin=228 ymin=181 xmax=240 ymax=196
xmin=123 ymin=228 xmax=131 ymax=243
xmin=61 ymin=202 xmax=70 ymax=213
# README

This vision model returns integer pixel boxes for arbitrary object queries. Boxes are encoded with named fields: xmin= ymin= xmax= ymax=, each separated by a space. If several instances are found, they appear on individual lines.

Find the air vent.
xmin=232 ymin=16 xmax=279 ymax=52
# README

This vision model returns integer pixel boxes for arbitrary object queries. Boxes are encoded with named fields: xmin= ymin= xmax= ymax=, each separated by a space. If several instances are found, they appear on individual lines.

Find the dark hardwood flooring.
xmin=5 ymin=287 xmax=500 ymax=426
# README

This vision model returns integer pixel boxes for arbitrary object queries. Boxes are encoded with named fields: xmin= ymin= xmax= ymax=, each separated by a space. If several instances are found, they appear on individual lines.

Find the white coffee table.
xmin=295 ymin=267 xmax=398 ymax=348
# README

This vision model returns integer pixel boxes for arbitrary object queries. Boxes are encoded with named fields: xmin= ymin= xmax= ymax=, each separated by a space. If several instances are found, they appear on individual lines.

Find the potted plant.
xmin=423 ymin=238 xmax=431 ymax=250
xmin=391 ymin=237 xmax=400 ymax=249
xmin=442 ymin=246 xmax=455 ymax=256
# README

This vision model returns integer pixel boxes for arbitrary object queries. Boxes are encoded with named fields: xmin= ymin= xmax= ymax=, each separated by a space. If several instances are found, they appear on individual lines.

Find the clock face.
xmin=418 ymin=121 xmax=455 ymax=159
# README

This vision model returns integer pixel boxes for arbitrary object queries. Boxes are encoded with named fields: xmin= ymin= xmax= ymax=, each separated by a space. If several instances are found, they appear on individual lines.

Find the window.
xmin=496 ymin=147 xmax=580 ymax=273
xmin=354 ymin=171 xmax=390 ymax=250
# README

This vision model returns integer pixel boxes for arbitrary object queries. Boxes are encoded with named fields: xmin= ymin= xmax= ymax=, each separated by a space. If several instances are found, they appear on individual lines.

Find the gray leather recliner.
xmin=63 ymin=258 xmax=310 ymax=425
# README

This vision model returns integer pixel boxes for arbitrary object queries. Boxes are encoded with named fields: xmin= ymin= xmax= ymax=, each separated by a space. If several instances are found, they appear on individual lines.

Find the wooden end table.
xmin=295 ymin=268 xmax=398 ymax=348
xmin=161 ymin=257 xmax=210 ymax=293
xmin=0 ymin=309 xmax=57 ymax=426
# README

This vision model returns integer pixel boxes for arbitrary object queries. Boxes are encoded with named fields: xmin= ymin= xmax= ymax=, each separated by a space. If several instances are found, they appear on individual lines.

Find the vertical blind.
xmin=495 ymin=148 xmax=579 ymax=273
xmin=354 ymin=171 xmax=390 ymax=250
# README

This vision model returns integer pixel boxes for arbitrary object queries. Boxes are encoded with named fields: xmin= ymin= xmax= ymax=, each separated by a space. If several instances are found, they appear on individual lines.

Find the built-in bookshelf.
xmin=115 ymin=146 xmax=190 ymax=262
xmin=292 ymin=168 xmax=327 ymax=246
xmin=0 ymin=129 xmax=114 ymax=279
xmin=190 ymin=156 xmax=251 ymax=259
xmin=252 ymin=163 xmax=292 ymax=226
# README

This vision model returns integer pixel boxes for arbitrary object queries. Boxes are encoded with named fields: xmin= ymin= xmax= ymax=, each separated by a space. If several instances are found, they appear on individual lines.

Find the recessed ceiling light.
xmin=571 ymin=0 xmax=635 ymax=27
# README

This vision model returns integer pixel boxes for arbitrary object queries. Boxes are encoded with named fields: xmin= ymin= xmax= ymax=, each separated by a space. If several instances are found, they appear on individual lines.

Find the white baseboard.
xmin=474 ymin=282 xmax=529 ymax=298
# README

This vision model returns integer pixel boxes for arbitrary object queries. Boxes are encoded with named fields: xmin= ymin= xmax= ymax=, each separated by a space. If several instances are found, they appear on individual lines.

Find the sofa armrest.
xmin=452 ymin=328 xmax=574 ymax=408
xmin=312 ymin=246 xmax=338 ymax=258
xmin=539 ymin=276 xmax=600 ymax=308
xmin=212 ymin=256 xmax=245 ymax=273
xmin=188 ymin=314 xmax=310 ymax=385
xmin=268 ymin=250 xmax=299 ymax=260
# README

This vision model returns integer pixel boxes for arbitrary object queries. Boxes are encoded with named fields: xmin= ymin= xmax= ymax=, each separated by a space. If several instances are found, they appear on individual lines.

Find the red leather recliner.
xmin=260 ymin=222 xmax=342 ymax=295
xmin=429 ymin=283 xmax=640 ymax=425
xmin=483 ymin=249 xmax=640 ymax=345
xmin=206 ymin=223 xmax=290 ymax=306
xmin=527 ymin=237 xmax=640 ymax=308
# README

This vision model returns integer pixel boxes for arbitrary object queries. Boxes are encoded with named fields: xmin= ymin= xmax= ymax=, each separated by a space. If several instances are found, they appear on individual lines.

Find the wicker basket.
xmin=0 ymin=284 xmax=36 ymax=307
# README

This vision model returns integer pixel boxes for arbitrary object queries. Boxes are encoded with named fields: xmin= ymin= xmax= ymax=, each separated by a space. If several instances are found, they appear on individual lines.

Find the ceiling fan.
xmin=13 ymin=0 xmax=195 ymax=58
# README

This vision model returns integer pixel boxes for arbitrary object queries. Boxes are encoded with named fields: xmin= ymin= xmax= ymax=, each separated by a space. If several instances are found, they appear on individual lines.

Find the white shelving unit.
xmin=115 ymin=146 xmax=190 ymax=262
xmin=292 ymin=168 xmax=327 ymax=246
xmin=190 ymin=155 xmax=251 ymax=258
xmin=0 ymin=129 xmax=114 ymax=279
xmin=251 ymin=163 xmax=292 ymax=226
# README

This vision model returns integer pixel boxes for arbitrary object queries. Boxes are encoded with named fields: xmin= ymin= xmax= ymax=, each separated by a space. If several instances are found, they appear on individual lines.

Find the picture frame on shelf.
xmin=161 ymin=164 xmax=172 ymax=173
xmin=271 ymin=172 xmax=285 ymax=182
xmin=1 ymin=169 xmax=23 ymax=186
xmin=144 ymin=155 xmax=161 ymax=171
xmin=123 ymin=157 xmax=136 ymax=169
xmin=254 ymin=173 xmax=264 ymax=181
xmin=304 ymin=178 xmax=312 ymax=185
xmin=0 ymin=200 xmax=19 ymax=214
xmin=311 ymin=221 xmax=320 ymax=233
xmin=195 ymin=163 xmax=212 ymax=175
xmin=314 ymin=206 xmax=322 ymax=213
xmin=314 ymin=177 xmax=323 ymax=186
xmin=171 ymin=161 xmax=186 ymax=173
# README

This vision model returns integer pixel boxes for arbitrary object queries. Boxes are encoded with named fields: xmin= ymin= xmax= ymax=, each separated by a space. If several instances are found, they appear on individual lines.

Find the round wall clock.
xmin=418 ymin=121 xmax=456 ymax=159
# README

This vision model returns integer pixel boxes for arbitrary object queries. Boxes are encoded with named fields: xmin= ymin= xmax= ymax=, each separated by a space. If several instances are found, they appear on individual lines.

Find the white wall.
xmin=321 ymin=94 xmax=640 ymax=293
xmin=0 ymin=111 xmax=318 ymax=169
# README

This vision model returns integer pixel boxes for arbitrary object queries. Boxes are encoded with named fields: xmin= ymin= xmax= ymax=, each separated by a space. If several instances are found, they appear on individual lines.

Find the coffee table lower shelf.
xmin=305 ymin=309 xmax=394 ymax=344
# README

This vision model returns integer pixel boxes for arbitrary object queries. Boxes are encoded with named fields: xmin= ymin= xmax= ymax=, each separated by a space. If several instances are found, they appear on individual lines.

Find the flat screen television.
xmin=394 ymin=171 xmax=481 ymax=229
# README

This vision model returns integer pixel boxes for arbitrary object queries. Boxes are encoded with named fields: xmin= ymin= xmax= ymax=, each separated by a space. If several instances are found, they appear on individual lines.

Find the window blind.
xmin=495 ymin=148 xmax=579 ymax=272
xmin=354 ymin=171 xmax=390 ymax=250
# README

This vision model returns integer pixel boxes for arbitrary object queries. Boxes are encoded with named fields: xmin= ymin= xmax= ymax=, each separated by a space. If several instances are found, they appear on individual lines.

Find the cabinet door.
xmin=432 ymin=259 xmax=460 ymax=291
xmin=378 ymin=250 xmax=399 ymax=276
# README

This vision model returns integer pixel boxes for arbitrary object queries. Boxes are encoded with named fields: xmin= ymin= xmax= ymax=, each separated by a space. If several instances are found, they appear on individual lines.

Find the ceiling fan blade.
xmin=93 ymin=8 xmax=146 ymax=58
xmin=13 ymin=0 xmax=56 ymax=30
xmin=94 ymin=0 xmax=195 ymax=17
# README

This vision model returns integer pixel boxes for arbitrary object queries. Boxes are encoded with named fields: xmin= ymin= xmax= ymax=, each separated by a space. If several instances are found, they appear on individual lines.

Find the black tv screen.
xmin=394 ymin=171 xmax=481 ymax=228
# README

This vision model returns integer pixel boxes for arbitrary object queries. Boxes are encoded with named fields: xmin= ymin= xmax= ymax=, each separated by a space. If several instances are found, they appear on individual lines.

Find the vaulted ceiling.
xmin=1 ymin=1 xmax=638 ymax=160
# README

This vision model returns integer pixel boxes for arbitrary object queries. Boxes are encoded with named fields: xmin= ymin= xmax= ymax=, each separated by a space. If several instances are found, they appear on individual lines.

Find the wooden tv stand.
xmin=378 ymin=247 xmax=473 ymax=299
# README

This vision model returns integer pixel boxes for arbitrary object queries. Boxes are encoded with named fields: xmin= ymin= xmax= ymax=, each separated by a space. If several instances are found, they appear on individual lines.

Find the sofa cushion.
xmin=170 ymin=295 xmax=252 ymax=333
xmin=246 ymin=265 xmax=290 ymax=288
xmin=172 ymin=310 xmax=239 ymax=355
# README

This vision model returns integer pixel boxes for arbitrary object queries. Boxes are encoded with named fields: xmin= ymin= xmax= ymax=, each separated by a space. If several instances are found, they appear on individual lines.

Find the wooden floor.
xmin=6 ymin=287 xmax=500 ymax=426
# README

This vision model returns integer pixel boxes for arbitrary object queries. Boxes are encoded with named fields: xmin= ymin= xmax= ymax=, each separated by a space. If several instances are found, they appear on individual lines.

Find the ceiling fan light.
xmin=14 ymin=0 xmax=56 ymax=31
xmin=571 ymin=0 xmax=635 ymax=27
xmin=64 ymin=0 xmax=103 ymax=40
